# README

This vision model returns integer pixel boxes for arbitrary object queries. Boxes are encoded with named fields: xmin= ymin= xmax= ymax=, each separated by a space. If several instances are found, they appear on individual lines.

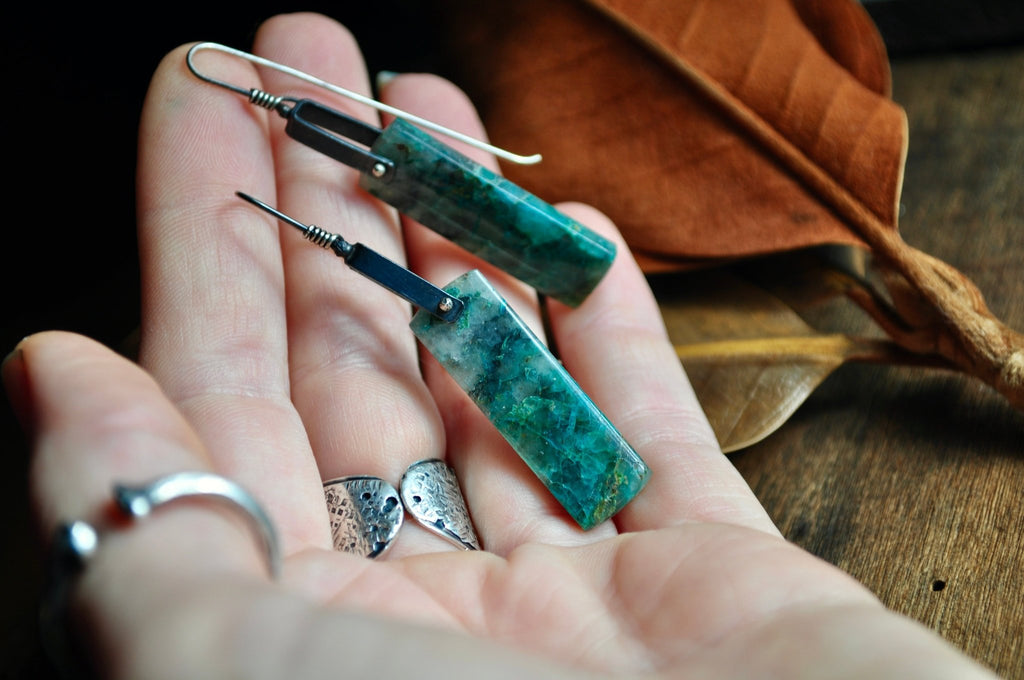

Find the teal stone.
xmin=410 ymin=270 xmax=650 ymax=530
xmin=360 ymin=119 xmax=616 ymax=308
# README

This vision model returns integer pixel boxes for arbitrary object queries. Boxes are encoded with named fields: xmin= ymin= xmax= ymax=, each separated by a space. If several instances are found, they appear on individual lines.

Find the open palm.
xmin=10 ymin=13 xmax=991 ymax=679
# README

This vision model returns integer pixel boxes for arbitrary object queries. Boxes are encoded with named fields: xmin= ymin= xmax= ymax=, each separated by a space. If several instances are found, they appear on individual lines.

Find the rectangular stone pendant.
xmin=410 ymin=270 xmax=650 ymax=530
xmin=361 ymin=119 xmax=616 ymax=308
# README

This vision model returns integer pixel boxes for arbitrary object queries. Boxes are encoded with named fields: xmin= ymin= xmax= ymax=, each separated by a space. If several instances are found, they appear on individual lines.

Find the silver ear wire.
xmin=186 ymin=41 xmax=542 ymax=166
xmin=236 ymin=192 xmax=464 ymax=323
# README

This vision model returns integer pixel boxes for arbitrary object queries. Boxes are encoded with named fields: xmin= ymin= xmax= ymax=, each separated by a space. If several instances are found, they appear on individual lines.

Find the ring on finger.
xmin=323 ymin=458 xmax=480 ymax=558
xmin=41 ymin=471 xmax=279 ymax=677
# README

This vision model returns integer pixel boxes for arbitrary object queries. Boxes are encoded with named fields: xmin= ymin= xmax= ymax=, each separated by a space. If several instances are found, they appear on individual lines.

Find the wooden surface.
xmin=726 ymin=46 xmax=1024 ymax=678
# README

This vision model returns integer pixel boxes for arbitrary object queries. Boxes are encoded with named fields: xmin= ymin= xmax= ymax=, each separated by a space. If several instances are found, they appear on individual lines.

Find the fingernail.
xmin=375 ymin=70 xmax=400 ymax=90
xmin=2 ymin=342 xmax=33 ymax=438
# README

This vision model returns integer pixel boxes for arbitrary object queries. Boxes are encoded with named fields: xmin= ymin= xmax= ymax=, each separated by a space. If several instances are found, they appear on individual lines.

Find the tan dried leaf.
xmin=657 ymin=270 xmax=916 ymax=451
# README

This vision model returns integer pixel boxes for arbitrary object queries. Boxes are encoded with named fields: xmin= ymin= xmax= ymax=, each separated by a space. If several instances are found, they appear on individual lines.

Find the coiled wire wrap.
xmin=248 ymin=88 xmax=284 ymax=110
xmin=185 ymin=41 xmax=541 ymax=165
xmin=303 ymin=224 xmax=339 ymax=249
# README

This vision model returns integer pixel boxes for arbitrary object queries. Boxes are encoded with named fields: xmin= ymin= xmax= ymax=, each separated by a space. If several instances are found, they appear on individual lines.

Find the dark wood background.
xmin=729 ymin=45 xmax=1024 ymax=677
xmin=2 ymin=2 xmax=1022 ymax=677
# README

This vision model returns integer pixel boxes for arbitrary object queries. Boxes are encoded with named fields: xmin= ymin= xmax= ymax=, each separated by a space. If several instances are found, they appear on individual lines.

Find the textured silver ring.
xmin=401 ymin=459 xmax=480 ymax=550
xmin=323 ymin=475 xmax=404 ymax=558
xmin=324 ymin=459 xmax=479 ymax=557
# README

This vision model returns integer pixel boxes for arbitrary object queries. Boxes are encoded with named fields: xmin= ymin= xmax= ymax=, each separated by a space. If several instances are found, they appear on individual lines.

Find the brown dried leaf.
xmin=429 ymin=0 xmax=906 ymax=267
xmin=679 ymin=337 xmax=854 ymax=453
xmin=433 ymin=0 xmax=1024 ymax=414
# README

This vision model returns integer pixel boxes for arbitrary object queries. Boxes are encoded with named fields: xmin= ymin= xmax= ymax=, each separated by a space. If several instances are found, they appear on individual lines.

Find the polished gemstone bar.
xmin=410 ymin=270 xmax=650 ymax=529
xmin=361 ymin=119 xmax=616 ymax=308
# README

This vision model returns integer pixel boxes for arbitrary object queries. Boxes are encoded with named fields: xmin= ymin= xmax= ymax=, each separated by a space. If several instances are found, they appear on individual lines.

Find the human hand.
xmin=4 ymin=12 xmax=995 ymax=679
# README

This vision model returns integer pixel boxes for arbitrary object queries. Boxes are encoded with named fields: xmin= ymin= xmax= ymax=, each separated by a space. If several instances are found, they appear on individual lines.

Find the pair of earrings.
xmin=188 ymin=42 xmax=613 ymax=308
xmin=189 ymin=43 xmax=650 ymax=530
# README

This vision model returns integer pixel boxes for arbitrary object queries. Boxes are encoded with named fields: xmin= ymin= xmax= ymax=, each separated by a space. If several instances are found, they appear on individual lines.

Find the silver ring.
xmin=41 ymin=472 xmax=280 ymax=677
xmin=48 ymin=471 xmax=280 ymax=578
xmin=113 ymin=471 xmax=281 ymax=578
xmin=323 ymin=459 xmax=480 ymax=557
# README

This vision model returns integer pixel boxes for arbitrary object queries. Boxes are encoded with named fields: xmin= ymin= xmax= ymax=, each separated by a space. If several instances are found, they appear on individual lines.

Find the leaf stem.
xmin=675 ymin=335 xmax=953 ymax=369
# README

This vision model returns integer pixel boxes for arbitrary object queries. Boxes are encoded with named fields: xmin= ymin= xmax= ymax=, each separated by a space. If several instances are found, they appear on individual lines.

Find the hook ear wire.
xmin=186 ymin=41 xmax=542 ymax=166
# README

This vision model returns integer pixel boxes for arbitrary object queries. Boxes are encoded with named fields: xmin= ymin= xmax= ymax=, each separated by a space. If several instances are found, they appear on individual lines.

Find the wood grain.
xmin=727 ymin=46 xmax=1024 ymax=678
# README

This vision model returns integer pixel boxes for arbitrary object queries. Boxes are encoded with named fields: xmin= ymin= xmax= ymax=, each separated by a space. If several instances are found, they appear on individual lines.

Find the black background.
xmin=3 ymin=2 xmax=451 ymax=357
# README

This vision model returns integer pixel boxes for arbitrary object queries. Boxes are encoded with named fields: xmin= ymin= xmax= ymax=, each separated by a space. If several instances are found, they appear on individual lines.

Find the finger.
xmin=545 ymin=205 xmax=780 ymax=536
xmin=251 ymin=15 xmax=454 ymax=556
xmin=136 ymin=43 xmax=329 ymax=553
xmin=379 ymin=74 xmax=615 ymax=553
xmin=13 ymin=332 xmax=292 ymax=677
xmin=16 ymin=332 xmax=268 ymax=574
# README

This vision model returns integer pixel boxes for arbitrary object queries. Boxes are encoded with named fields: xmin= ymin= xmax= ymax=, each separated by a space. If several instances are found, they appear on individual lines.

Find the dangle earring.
xmin=237 ymin=193 xmax=650 ymax=530
xmin=188 ymin=42 xmax=616 ymax=308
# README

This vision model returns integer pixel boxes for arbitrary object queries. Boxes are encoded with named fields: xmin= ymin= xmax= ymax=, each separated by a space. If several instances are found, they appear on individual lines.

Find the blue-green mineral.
xmin=410 ymin=270 xmax=650 ymax=530
xmin=360 ymin=119 xmax=616 ymax=308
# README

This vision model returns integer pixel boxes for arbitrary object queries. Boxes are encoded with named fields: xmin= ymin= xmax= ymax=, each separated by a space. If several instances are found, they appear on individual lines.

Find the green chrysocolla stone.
xmin=410 ymin=270 xmax=650 ymax=530
xmin=360 ymin=119 xmax=616 ymax=308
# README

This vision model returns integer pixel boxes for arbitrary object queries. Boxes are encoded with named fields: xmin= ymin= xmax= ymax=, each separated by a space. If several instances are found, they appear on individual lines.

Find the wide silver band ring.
xmin=323 ymin=458 xmax=480 ymax=558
